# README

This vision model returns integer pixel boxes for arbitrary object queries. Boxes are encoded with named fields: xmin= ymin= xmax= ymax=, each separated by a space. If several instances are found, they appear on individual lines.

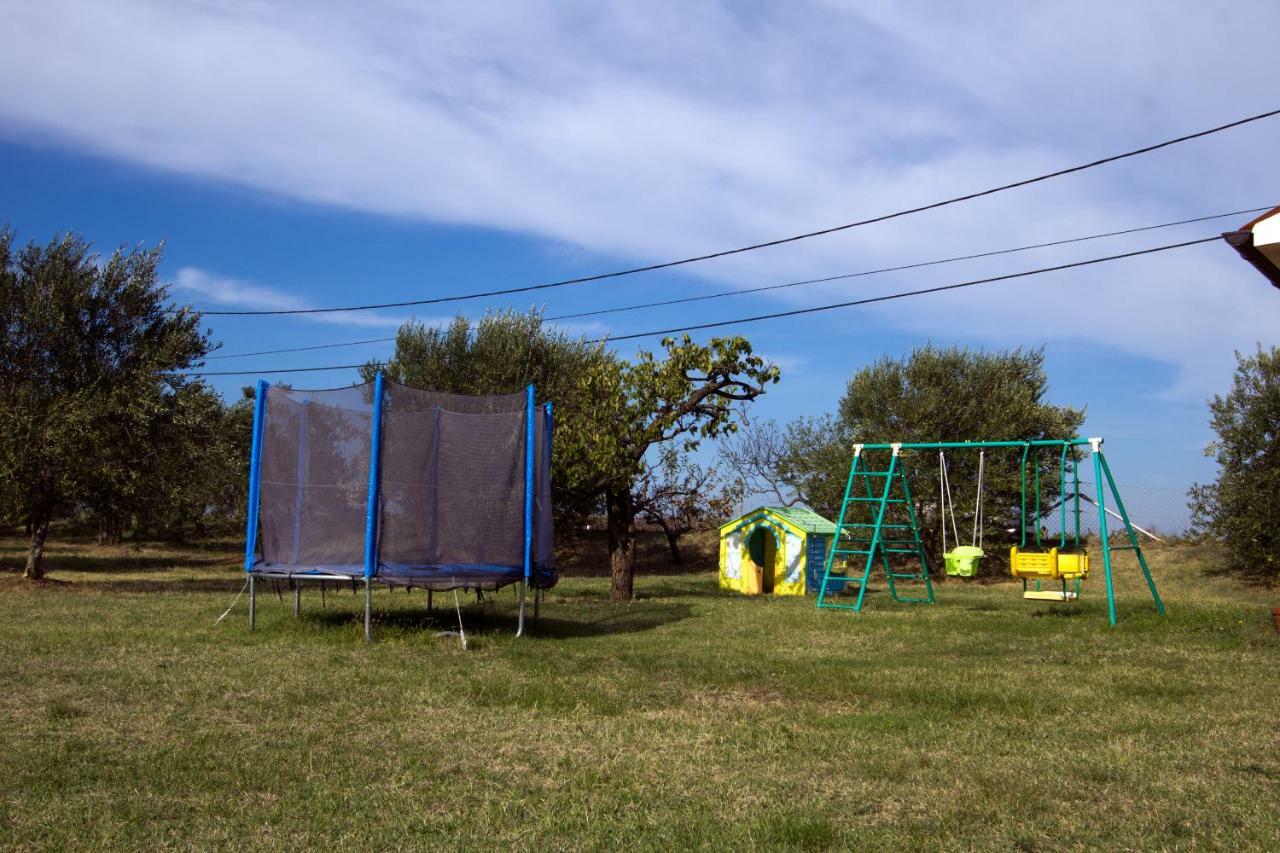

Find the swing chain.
xmin=974 ymin=449 xmax=985 ymax=549
xmin=940 ymin=449 xmax=985 ymax=553
xmin=938 ymin=451 xmax=960 ymax=551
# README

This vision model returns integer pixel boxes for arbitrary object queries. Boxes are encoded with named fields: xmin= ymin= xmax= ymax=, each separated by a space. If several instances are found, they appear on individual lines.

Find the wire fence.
xmin=1031 ymin=481 xmax=1193 ymax=540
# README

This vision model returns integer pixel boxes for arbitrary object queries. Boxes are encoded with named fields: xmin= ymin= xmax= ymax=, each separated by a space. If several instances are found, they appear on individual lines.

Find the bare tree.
xmin=717 ymin=414 xmax=808 ymax=508
xmin=634 ymin=448 xmax=741 ymax=563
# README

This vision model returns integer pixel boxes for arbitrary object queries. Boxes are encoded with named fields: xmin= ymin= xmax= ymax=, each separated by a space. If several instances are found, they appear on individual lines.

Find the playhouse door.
xmin=761 ymin=534 xmax=776 ymax=593
xmin=747 ymin=527 xmax=777 ymax=594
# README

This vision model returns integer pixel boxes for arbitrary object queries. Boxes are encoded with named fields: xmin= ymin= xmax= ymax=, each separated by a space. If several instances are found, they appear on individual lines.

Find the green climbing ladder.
xmin=817 ymin=444 xmax=935 ymax=612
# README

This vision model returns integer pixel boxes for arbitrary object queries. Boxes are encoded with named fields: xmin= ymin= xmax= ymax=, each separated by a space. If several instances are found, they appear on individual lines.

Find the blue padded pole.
xmin=244 ymin=379 xmax=268 ymax=573
xmin=245 ymin=379 xmax=268 ymax=632
xmin=523 ymin=384 xmax=535 ymax=582
xmin=517 ymin=384 xmax=534 ymax=637
xmin=362 ymin=372 xmax=385 ymax=643
xmin=363 ymin=372 xmax=386 ymax=580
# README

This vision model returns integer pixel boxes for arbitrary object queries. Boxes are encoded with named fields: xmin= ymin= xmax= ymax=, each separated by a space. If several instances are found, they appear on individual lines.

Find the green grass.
xmin=1 ymin=534 xmax=1278 ymax=850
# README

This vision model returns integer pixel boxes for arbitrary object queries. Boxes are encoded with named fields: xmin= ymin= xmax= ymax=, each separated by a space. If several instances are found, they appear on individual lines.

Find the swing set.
xmin=816 ymin=437 xmax=1165 ymax=625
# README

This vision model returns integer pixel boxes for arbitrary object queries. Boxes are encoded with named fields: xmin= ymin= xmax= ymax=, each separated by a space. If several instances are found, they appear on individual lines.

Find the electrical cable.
xmin=184 ymin=109 xmax=1280 ymax=317
xmin=583 ymin=235 xmax=1217 ymax=344
xmin=206 ymin=335 xmax=397 ymax=360
xmin=203 ymin=205 xmax=1269 ymax=360
xmin=546 ymin=205 xmax=1269 ymax=322
xmin=178 ymin=234 xmax=1218 ymax=376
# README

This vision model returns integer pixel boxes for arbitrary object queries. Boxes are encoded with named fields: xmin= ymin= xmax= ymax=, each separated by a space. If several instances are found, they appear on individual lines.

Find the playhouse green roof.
xmin=766 ymin=506 xmax=838 ymax=535
xmin=722 ymin=505 xmax=837 ymax=535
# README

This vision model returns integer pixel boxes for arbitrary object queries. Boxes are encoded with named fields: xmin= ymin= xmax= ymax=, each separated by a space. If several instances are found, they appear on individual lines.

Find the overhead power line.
xmin=180 ymin=234 xmax=1217 ymax=376
xmin=206 ymin=335 xmax=397 ymax=360
xmin=205 ymin=205 xmax=1270 ymax=360
xmin=582 ymin=235 xmax=1218 ymax=344
xmin=547 ymin=205 xmax=1271 ymax=322
xmin=186 ymin=108 xmax=1280 ymax=318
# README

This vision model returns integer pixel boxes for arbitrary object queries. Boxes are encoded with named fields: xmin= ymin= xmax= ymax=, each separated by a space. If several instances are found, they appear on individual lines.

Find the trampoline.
xmin=242 ymin=372 xmax=555 ymax=639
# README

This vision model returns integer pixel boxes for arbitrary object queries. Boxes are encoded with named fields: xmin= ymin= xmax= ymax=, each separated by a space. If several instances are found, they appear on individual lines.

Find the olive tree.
xmin=0 ymin=229 xmax=209 ymax=577
xmin=376 ymin=311 xmax=779 ymax=600
xmin=1188 ymin=346 xmax=1280 ymax=581
xmin=724 ymin=345 xmax=1084 ymax=575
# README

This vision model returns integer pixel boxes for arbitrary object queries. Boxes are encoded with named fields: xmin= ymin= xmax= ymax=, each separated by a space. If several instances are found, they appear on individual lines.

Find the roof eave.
xmin=1223 ymin=230 xmax=1280 ymax=290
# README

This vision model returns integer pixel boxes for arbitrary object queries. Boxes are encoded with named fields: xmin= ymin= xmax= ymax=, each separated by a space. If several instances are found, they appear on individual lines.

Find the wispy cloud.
xmin=174 ymin=267 xmax=410 ymax=329
xmin=545 ymin=318 xmax=613 ymax=341
xmin=758 ymin=352 xmax=808 ymax=377
xmin=1 ymin=1 xmax=1278 ymax=396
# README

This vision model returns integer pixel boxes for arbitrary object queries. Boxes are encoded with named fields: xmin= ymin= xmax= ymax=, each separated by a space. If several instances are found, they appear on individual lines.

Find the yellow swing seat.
xmin=1010 ymin=546 xmax=1059 ymax=579
xmin=1009 ymin=546 xmax=1091 ymax=580
xmin=1011 ymin=546 xmax=1090 ymax=601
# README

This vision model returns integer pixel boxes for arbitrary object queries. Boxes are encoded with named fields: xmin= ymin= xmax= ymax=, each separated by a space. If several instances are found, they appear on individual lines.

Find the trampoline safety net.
xmin=250 ymin=378 xmax=554 ymax=591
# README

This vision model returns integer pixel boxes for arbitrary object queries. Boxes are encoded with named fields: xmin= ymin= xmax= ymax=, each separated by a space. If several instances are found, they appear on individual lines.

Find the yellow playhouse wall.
xmin=774 ymin=522 xmax=806 ymax=597
xmin=719 ymin=511 xmax=808 ymax=596
xmin=719 ymin=528 xmax=746 ymax=592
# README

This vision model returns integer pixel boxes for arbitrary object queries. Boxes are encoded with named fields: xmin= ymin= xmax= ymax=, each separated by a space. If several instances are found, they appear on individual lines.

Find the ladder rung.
xmin=832 ymin=548 xmax=872 ymax=556
xmin=889 ymin=572 xmax=927 ymax=579
xmin=882 ymin=547 xmax=921 ymax=554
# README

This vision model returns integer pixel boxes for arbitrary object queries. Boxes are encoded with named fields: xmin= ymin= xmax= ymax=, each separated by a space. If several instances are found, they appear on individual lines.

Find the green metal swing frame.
xmin=815 ymin=437 xmax=1166 ymax=625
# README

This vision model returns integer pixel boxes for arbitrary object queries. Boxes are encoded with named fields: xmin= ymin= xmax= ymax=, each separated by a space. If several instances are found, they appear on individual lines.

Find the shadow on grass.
xmin=37 ymin=554 xmax=234 ymax=575
xmin=300 ymin=599 xmax=695 ymax=639
xmin=68 ymin=577 xmax=249 ymax=594
xmin=0 ymin=572 xmax=249 ymax=595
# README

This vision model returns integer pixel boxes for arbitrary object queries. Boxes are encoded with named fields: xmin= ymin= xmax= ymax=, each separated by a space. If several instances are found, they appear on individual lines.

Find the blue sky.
xmin=3 ymin=0 xmax=1279 ymax=517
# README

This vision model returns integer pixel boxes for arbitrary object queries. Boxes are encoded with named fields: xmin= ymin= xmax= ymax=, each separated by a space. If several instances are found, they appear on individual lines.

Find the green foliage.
xmin=593 ymin=334 xmax=777 ymax=598
xmin=127 ymin=385 xmax=253 ymax=540
xmin=370 ymin=309 xmax=618 ymax=519
xmin=0 ymin=228 xmax=211 ymax=573
xmin=372 ymin=313 xmax=778 ymax=504
xmin=575 ymin=334 xmax=780 ymax=490
xmin=780 ymin=345 xmax=1085 ymax=573
xmin=374 ymin=314 xmax=779 ymax=598
xmin=1189 ymin=346 xmax=1280 ymax=581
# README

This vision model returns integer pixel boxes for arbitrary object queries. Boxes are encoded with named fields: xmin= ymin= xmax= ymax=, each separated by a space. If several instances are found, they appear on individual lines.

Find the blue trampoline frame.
xmin=243 ymin=373 xmax=552 ymax=641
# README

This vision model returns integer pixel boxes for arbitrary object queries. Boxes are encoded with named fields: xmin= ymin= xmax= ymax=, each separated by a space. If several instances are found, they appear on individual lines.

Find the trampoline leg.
xmin=363 ymin=578 xmax=372 ymax=643
xmin=427 ymin=589 xmax=433 ymax=613
xmin=534 ymin=588 xmax=541 ymax=620
xmin=293 ymin=582 xmax=300 ymax=617
xmin=248 ymin=576 xmax=256 ymax=632
xmin=516 ymin=580 xmax=527 ymax=638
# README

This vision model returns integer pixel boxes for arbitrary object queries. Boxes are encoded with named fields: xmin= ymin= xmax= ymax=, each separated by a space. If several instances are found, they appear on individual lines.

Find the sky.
xmin=2 ymin=0 xmax=1279 ymax=522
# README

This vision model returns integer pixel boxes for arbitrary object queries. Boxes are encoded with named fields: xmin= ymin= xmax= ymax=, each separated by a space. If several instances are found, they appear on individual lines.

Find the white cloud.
xmin=174 ymin=267 xmax=411 ymax=329
xmin=548 ymin=318 xmax=613 ymax=341
xmin=2 ymin=1 xmax=1279 ymax=396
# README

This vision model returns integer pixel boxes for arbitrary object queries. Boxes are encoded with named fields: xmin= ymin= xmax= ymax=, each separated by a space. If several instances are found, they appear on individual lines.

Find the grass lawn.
xmin=2 ymin=532 xmax=1278 ymax=850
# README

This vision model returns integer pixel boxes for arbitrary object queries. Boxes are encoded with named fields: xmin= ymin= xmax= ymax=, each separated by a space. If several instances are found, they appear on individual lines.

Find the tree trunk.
xmin=98 ymin=513 xmax=124 ymax=546
xmin=606 ymin=486 xmax=636 ymax=602
xmin=664 ymin=528 xmax=683 ymax=563
xmin=24 ymin=516 xmax=50 ymax=580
